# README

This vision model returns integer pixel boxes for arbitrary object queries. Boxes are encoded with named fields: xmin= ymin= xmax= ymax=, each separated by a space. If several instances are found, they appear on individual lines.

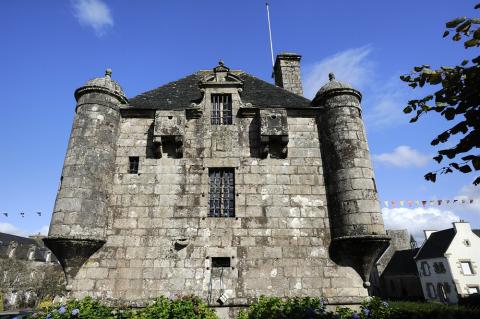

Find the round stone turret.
xmin=74 ymin=68 xmax=127 ymax=104
xmin=44 ymin=69 xmax=127 ymax=290
xmin=313 ymin=74 xmax=389 ymax=288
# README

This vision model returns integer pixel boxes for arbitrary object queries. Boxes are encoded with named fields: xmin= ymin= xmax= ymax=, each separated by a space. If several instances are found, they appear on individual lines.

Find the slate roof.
xmin=0 ymin=232 xmax=56 ymax=262
xmin=127 ymin=71 xmax=312 ymax=110
xmin=382 ymin=248 xmax=420 ymax=276
xmin=415 ymin=229 xmax=455 ymax=260
xmin=415 ymin=228 xmax=480 ymax=260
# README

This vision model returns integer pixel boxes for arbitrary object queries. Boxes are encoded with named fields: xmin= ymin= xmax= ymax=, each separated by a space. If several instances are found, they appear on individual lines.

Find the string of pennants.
xmin=383 ymin=199 xmax=479 ymax=208
xmin=0 ymin=212 xmax=42 ymax=218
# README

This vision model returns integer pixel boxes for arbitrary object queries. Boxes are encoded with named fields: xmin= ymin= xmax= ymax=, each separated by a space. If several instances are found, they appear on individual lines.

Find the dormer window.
xmin=211 ymin=94 xmax=232 ymax=125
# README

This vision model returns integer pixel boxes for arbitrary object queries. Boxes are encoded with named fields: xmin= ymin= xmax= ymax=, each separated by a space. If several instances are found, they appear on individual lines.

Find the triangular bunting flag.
xmin=408 ymin=200 xmax=413 ymax=207
xmin=438 ymin=200 xmax=443 ymax=206
xmin=399 ymin=200 xmax=404 ymax=207
xmin=422 ymin=200 xmax=427 ymax=207
xmin=384 ymin=201 xmax=389 ymax=208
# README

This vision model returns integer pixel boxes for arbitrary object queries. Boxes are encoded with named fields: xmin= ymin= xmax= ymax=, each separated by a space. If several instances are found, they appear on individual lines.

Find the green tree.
xmin=401 ymin=3 xmax=480 ymax=185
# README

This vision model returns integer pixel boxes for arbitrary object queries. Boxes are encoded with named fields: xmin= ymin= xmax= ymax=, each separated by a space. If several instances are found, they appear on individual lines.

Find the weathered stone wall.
xmin=49 ymin=93 xmax=122 ymax=239
xmin=71 ymin=93 xmax=366 ymax=305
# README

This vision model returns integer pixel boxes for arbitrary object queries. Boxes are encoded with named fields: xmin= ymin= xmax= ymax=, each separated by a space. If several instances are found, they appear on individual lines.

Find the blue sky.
xmin=0 ymin=0 xmax=479 ymax=241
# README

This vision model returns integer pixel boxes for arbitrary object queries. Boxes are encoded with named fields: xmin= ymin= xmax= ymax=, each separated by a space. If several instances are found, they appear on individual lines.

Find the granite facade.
xmin=44 ymin=57 xmax=389 ymax=316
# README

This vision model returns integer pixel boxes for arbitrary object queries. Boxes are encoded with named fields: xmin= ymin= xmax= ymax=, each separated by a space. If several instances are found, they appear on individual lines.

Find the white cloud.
xmin=303 ymin=46 xmax=411 ymax=129
xmin=303 ymin=46 xmax=374 ymax=99
xmin=373 ymin=145 xmax=430 ymax=168
xmin=0 ymin=222 xmax=28 ymax=237
xmin=363 ymin=78 xmax=411 ymax=130
xmin=0 ymin=223 xmax=49 ymax=237
xmin=72 ymin=0 xmax=113 ymax=36
xmin=382 ymin=207 xmax=460 ymax=242
xmin=454 ymin=184 xmax=480 ymax=215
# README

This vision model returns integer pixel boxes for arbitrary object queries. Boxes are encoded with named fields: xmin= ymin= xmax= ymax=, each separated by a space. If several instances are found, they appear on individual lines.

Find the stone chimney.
xmin=273 ymin=52 xmax=303 ymax=96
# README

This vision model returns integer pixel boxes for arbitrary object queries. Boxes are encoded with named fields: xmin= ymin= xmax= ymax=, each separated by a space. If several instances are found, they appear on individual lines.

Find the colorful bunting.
xmin=380 ymin=198 xmax=477 ymax=208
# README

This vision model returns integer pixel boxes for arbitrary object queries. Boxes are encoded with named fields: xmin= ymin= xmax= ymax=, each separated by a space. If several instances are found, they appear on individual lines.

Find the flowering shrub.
xmin=336 ymin=297 xmax=392 ymax=319
xmin=237 ymin=296 xmax=334 ymax=319
xmin=27 ymin=296 xmax=218 ymax=319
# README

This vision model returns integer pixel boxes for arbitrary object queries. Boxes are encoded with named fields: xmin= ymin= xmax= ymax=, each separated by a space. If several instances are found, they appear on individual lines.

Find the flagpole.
xmin=266 ymin=1 xmax=275 ymax=68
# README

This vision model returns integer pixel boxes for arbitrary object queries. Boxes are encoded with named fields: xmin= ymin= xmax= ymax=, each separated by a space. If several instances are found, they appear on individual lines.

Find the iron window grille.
xmin=128 ymin=156 xmax=139 ymax=174
xmin=211 ymin=94 xmax=232 ymax=125
xmin=208 ymin=168 xmax=235 ymax=217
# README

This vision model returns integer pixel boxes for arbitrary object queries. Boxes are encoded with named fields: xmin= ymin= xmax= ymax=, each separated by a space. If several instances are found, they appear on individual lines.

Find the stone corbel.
xmin=259 ymin=108 xmax=289 ymax=158
xmin=153 ymin=111 xmax=185 ymax=158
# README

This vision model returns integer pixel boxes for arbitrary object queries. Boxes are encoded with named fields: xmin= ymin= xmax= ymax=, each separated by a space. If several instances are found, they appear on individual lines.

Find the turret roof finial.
xmin=328 ymin=73 xmax=335 ymax=81
xmin=105 ymin=68 xmax=112 ymax=78
xmin=219 ymin=60 xmax=224 ymax=66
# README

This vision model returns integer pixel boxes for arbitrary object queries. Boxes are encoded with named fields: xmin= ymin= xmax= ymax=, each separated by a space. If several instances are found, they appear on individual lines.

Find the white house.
xmin=415 ymin=221 xmax=480 ymax=304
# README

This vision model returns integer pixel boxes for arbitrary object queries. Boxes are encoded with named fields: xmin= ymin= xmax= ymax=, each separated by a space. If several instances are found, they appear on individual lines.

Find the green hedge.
xmin=28 ymin=296 xmax=218 ymax=319
xmin=389 ymin=301 xmax=480 ymax=319
xmin=27 ymin=296 xmax=480 ymax=319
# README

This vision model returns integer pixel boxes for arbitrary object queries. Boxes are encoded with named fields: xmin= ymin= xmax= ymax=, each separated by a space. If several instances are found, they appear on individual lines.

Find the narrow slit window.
xmin=212 ymin=257 xmax=231 ymax=268
xmin=209 ymin=168 xmax=235 ymax=217
xmin=211 ymin=94 xmax=232 ymax=125
xmin=129 ymin=156 xmax=139 ymax=174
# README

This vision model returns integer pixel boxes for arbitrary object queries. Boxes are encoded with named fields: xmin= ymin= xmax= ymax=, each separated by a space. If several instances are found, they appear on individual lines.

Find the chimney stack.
xmin=273 ymin=52 xmax=303 ymax=96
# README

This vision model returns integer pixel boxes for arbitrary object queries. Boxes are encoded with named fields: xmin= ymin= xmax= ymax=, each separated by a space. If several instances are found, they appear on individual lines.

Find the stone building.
xmin=0 ymin=232 xmax=64 ymax=310
xmin=415 ymin=221 xmax=480 ymax=304
xmin=44 ymin=52 xmax=389 ymax=315
xmin=369 ymin=230 xmax=423 ymax=300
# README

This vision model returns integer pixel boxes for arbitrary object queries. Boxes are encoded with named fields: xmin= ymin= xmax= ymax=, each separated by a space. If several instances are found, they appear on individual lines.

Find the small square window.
xmin=461 ymin=261 xmax=474 ymax=275
xmin=129 ymin=156 xmax=139 ymax=174
xmin=211 ymin=257 xmax=231 ymax=268
xmin=211 ymin=94 xmax=232 ymax=125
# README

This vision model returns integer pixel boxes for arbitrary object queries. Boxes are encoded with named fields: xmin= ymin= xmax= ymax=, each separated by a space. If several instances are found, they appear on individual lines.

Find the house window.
xmin=434 ymin=262 xmax=446 ymax=273
xmin=461 ymin=261 xmax=474 ymax=275
xmin=128 ymin=156 xmax=139 ymax=174
xmin=208 ymin=168 xmax=235 ymax=217
xmin=211 ymin=94 xmax=232 ymax=125
xmin=438 ymin=283 xmax=449 ymax=302
xmin=464 ymin=239 xmax=471 ymax=247
xmin=421 ymin=261 xmax=431 ymax=276
xmin=467 ymin=286 xmax=479 ymax=294
xmin=426 ymin=283 xmax=436 ymax=299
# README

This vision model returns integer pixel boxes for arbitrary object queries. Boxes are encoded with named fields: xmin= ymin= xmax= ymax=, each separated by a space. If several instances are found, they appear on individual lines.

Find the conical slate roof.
xmin=75 ymin=69 xmax=127 ymax=102
xmin=313 ymin=73 xmax=357 ymax=101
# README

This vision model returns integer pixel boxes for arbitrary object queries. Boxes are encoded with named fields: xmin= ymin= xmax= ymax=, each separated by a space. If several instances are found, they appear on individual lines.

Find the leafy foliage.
xmin=336 ymin=297 xmax=392 ymax=319
xmin=0 ymin=258 xmax=65 ymax=308
xmin=389 ymin=300 xmax=480 ymax=319
xmin=237 ymin=296 xmax=332 ymax=319
xmin=27 ymin=296 xmax=218 ymax=319
xmin=400 ymin=3 xmax=480 ymax=185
